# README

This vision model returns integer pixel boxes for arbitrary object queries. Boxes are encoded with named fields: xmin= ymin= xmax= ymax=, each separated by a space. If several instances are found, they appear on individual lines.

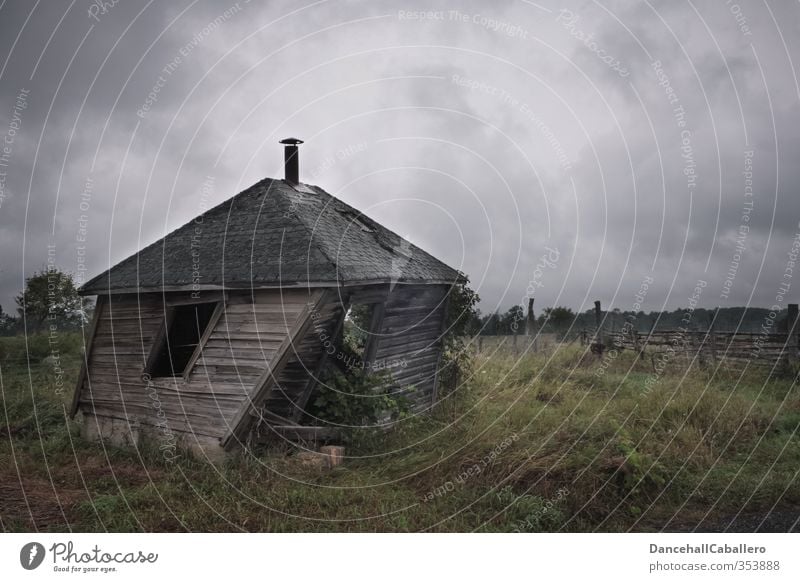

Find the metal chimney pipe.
xmin=279 ymin=137 xmax=303 ymax=183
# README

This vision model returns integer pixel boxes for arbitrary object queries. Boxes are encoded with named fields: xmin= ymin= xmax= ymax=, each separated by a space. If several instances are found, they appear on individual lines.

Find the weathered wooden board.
xmin=221 ymin=290 xmax=326 ymax=449
xmin=371 ymin=284 xmax=448 ymax=412
xmin=77 ymin=289 xmax=325 ymax=442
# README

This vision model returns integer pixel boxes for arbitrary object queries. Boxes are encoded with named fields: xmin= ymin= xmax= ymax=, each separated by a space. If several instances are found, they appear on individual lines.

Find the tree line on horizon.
xmin=468 ymin=304 xmax=795 ymax=337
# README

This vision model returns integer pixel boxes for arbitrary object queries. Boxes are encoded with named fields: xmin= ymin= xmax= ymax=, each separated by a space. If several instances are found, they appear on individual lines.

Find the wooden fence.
xmin=470 ymin=299 xmax=800 ymax=368
xmin=591 ymin=328 xmax=800 ymax=369
xmin=470 ymin=329 xmax=799 ymax=370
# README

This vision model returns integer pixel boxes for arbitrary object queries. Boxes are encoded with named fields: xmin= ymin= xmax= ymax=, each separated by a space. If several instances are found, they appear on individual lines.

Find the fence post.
xmin=788 ymin=304 xmax=799 ymax=332
xmin=642 ymin=319 xmax=657 ymax=361
xmin=526 ymin=298 xmax=535 ymax=335
xmin=788 ymin=303 xmax=798 ymax=366
xmin=526 ymin=298 xmax=536 ymax=352
xmin=594 ymin=300 xmax=603 ymax=356
xmin=631 ymin=319 xmax=641 ymax=357
xmin=707 ymin=309 xmax=718 ymax=367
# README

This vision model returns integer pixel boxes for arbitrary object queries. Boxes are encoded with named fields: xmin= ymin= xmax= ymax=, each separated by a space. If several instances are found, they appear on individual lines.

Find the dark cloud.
xmin=1 ymin=0 xmax=799 ymax=318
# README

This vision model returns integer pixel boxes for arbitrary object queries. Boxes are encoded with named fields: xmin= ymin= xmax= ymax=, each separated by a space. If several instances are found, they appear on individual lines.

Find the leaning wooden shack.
xmin=70 ymin=139 xmax=461 ymax=459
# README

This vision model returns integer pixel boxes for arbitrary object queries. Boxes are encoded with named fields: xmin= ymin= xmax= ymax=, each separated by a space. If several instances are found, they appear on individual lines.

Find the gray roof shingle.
xmin=80 ymin=178 xmax=461 ymax=295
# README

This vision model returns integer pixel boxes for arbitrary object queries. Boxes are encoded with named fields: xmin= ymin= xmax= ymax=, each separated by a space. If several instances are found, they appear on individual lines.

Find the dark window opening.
xmin=148 ymin=302 xmax=218 ymax=377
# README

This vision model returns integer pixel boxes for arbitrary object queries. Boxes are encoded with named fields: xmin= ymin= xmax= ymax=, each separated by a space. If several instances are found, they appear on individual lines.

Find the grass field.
xmin=1 ymin=333 xmax=799 ymax=532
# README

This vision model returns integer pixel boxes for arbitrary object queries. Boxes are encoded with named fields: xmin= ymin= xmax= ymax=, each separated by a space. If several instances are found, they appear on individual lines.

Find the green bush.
xmin=308 ymin=365 xmax=410 ymax=427
xmin=437 ymin=277 xmax=480 ymax=396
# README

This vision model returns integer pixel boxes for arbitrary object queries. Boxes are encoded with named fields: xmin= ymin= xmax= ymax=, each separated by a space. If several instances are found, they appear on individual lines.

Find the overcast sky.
xmin=1 ymin=0 xmax=799 ymax=318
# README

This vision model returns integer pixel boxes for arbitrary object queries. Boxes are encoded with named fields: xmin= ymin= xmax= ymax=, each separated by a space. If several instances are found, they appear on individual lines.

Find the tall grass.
xmin=1 ymin=341 xmax=798 ymax=532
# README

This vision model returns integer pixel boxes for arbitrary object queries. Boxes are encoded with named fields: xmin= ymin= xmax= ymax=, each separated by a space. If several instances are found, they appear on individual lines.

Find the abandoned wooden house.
xmin=70 ymin=139 xmax=462 ymax=459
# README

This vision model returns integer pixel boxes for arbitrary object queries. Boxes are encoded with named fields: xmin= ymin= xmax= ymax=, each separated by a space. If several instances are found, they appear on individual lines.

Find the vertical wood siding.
xmin=370 ymin=284 xmax=448 ymax=411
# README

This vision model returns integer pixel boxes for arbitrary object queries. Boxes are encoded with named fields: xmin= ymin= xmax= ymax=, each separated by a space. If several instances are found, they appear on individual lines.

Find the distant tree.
xmin=482 ymin=312 xmax=500 ymax=335
xmin=540 ymin=306 xmax=575 ymax=335
xmin=15 ymin=268 xmax=82 ymax=330
xmin=445 ymin=278 xmax=480 ymax=338
xmin=499 ymin=305 xmax=525 ymax=334
xmin=0 ymin=304 xmax=17 ymax=335
xmin=462 ymin=308 xmax=483 ymax=337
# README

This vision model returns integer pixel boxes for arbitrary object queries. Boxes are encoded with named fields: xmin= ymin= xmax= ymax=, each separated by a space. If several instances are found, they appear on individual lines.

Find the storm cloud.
xmin=1 ymin=0 xmax=799 ymax=319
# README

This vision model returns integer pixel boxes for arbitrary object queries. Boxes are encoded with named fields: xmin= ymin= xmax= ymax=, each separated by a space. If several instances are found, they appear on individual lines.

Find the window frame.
xmin=143 ymin=297 xmax=226 ymax=381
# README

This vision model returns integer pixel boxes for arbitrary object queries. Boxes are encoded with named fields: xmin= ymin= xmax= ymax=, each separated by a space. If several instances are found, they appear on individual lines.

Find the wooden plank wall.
xmin=78 ymin=293 xmax=168 ymax=433
xmin=75 ymin=289 xmax=316 ymax=442
xmin=262 ymin=297 xmax=346 ymax=421
xmin=254 ymin=283 xmax=450 ymax=432
xmin=371 ymin=284 xmax=448 ymax=411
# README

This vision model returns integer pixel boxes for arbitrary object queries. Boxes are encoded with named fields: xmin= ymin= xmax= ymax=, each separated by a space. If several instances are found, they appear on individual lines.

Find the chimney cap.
xmin=279 ymin=137 xmax=304 ymax=145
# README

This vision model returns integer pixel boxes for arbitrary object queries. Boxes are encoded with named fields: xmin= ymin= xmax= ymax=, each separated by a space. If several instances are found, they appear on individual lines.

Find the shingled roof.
xmin=80 ymin=178 xmax=461 ymax=295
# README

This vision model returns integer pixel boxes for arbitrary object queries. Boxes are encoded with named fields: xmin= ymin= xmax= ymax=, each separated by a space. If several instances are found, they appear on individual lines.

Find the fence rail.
xmin=470 ymin=329 xmax=800 ymax=369
xmin=470 ymin=298 xmax=800 ymax=369
xmin=593 ymin=328 xmax=800 ymax=369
